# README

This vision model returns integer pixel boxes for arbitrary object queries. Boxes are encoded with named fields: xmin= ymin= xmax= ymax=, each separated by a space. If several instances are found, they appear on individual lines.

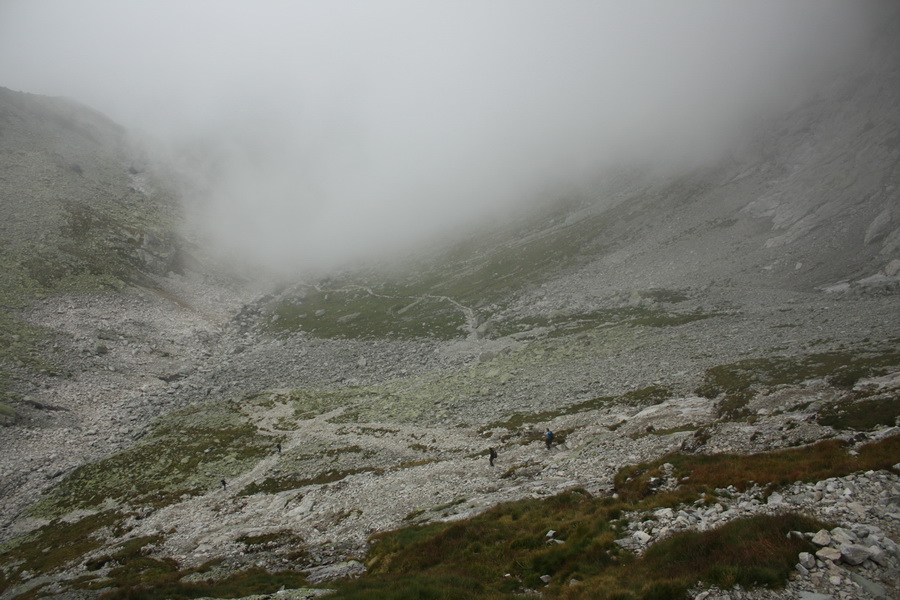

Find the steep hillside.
xmin=0 ymin=87 xmax=184 ymax=412
xmin=1 ymin=8 xmax=900 ymax=600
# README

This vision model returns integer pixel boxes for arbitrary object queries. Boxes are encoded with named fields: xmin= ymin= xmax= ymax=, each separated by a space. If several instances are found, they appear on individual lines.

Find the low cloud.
xmin=0 ymin=1 xmax=871 ymax=273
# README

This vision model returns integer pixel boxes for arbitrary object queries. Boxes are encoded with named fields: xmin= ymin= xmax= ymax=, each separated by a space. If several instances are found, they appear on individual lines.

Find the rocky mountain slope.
xmin=1 ymin=7 xmax=900 ymax=600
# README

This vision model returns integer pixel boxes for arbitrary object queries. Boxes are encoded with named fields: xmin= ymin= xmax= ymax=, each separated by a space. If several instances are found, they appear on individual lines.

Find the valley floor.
xmin=1 ymin=272 xmax=899 ymax=599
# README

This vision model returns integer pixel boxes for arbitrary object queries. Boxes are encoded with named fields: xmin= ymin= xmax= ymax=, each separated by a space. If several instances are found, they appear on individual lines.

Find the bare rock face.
xmin=865 ymin=208 xmax=893 ymax=246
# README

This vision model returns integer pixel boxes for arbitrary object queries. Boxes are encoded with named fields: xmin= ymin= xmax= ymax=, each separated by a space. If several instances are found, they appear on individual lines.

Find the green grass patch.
xmin=4 ymin=516 xmax=311 ymax=599
xmin=264 ymin=198 xmax=630 ymax=342
xmin=602 ymin=513 xmax=823 ymax=599
xmin=695 ymin=350 xmax=900 ymax=420
xmin=327 ymin=487 xmax=825 ymax=600
xmin=242 ymin=453 xmax=440 ymax=497
xmin=92 ymin=565 xmax=310 ymax=600
xmin=481 ymin=396 xmax=615 ymax=438
xmin=287 ymin=388 xmax=379 ymax=421
xmin=29 ymin=400 xmax=273 ymax=517
xmin=327 ymin=571 xmax=512 ymax=600
xmin=628 ymin=310 xmax=717 ymax=328
xmin=240 ymin=466 xmax=384 ymax=496
xmin=491 ymin=307 xmax=719 ymax=339
xmin=0 ymin=510 xmax=126 ymax=586
xmin=620 ymin=386 xmax=671 ymax=407
xmin=638 ymin=289 xmax=690 ymax=304
xmin=490 ymin=307 xmax=643 ymax=338
xmin=270 ymin=286 xmax=466 ymax=340
xmin=817 ymin=394 xmax=900 ymax=430
xmin=404 ymin=498 xmax=468 ymax=523
xmin=614 ymin=435 xmax=900 ymax=502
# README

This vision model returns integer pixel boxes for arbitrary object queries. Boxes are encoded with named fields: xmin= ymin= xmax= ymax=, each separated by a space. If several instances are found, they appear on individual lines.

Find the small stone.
xmin=830 ymin=527 xmax=856 ymax=545
xmin=840 ymin=544 xmax=873 ymax=566
xmin=811 ymin=530 xmax=832 ymax=546
xmin=868 ymin=546 xmax=890 ymax=567
xmin=799 ymin=552 xmax=816 ymax=569
xmin=846 ymin=502 xmax=868 ymax=516
xmin=848 ymin=571 xmax=891 ymax=598
xmin=816 ymin=547 xmax=842 ymax=562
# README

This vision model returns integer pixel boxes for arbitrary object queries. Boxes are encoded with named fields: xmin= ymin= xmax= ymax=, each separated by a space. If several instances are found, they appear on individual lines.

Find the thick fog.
xmin=0 ymin=1 xmax=871 ymax=273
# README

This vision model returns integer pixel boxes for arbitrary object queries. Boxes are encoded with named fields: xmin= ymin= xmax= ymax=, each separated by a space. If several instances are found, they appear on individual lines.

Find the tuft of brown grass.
xmin=615 ymin=435 xmax=900 ymax=502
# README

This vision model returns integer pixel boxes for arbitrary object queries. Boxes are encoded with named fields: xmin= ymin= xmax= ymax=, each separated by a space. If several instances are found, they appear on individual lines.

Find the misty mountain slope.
xmin=258 ymin=24 xmax=900 ymax=347
xmin=2 ymin=11 xmax=900 ymax=600
xmin=0 ymin=87 xmax=181 ymax=282
xmin=0 ymin=87 xmax=188 ymax=415
xmin=524 ymin=19 xmax=900 ymax=311
xmin=541 ymin=72 xmax=900 ymax=305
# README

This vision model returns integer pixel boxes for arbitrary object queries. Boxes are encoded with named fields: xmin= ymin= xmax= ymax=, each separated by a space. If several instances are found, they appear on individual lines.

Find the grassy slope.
xmin=266 ymin=187 xmax=716 ymax=342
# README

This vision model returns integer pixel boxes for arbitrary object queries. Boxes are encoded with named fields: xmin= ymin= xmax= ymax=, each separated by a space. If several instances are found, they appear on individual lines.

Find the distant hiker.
xmin=221 ymin=479 xmax=227 ymax=491
xmin=276 ymin=442 xmax=282 ymax=455
xmin=545 ymin=429 xmax=555 ymax=450
xmin=489 ymin=447 xmax=498 ymax=467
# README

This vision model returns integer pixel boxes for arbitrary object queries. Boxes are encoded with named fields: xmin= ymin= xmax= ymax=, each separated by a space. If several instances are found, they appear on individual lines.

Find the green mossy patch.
xmin=491 ymin=307 xmax=719 ymax=339
xmin=29 ymin=401 xmax=273 ymax=518
xmin=265 ymin=199 xmax=627 ymax=342
xmin=817 ymin=394 xmax=900 ymax=430
xmin=270 ymin=286 xmax=466 ymax=340
xmin=614 ymin=436 xmax=900 ymax=503
xmin=241 ymin=466 xmax=384 ymax=496
xmin=639 ymin=289 xmax=690 ymax=304
xmin=481 ymin=396 xmax=615 ymax=436
xmin=337 ymin=489 xmax=823 ymax=600
xmin=620 ymin=386 xmax=671 ymax=406
xmin=287 ymin=388 xmax=379 ymax=421
xmin=695 ymin=349 xmax=900 ymax=420
xmin=0 ymin=510 xmax=126 ymax=587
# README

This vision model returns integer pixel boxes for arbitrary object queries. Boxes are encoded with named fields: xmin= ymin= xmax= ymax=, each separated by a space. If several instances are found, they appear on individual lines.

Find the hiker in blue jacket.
xmin=545 ymin=428 xmax=554 ymax=450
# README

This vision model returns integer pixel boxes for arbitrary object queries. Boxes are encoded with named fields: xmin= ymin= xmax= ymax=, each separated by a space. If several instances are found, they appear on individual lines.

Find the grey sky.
xmin=0 ymin=1 xmax=870 ymax=272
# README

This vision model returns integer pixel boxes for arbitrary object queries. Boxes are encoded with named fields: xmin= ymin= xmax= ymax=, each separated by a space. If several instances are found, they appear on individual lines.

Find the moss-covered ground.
xmin=265 ymin=192 xmax=712 ymax=343
xmin=0 ymin=153 xmax=180 ymax=404
xmin=695 ymin=348 xmax=900 ymax=420
xmin=28 ymin=400 xmax=274 ymax=519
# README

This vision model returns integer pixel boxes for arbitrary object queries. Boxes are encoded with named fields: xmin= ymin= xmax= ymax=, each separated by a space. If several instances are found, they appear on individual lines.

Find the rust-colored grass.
xmin=615 ymin=435 xmax=899 ymax=502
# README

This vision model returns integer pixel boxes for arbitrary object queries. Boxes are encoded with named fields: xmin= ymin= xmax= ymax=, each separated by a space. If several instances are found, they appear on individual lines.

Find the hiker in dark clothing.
xmin=221 ymin=479 xmax=227 ymax=491
xmin=276 ymin=442 xmax=282 ymax=455
xmin=545 ymin=429 xmax=554 ymax=450
xmin=489 ymin=447 xmax=498 ymax=467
